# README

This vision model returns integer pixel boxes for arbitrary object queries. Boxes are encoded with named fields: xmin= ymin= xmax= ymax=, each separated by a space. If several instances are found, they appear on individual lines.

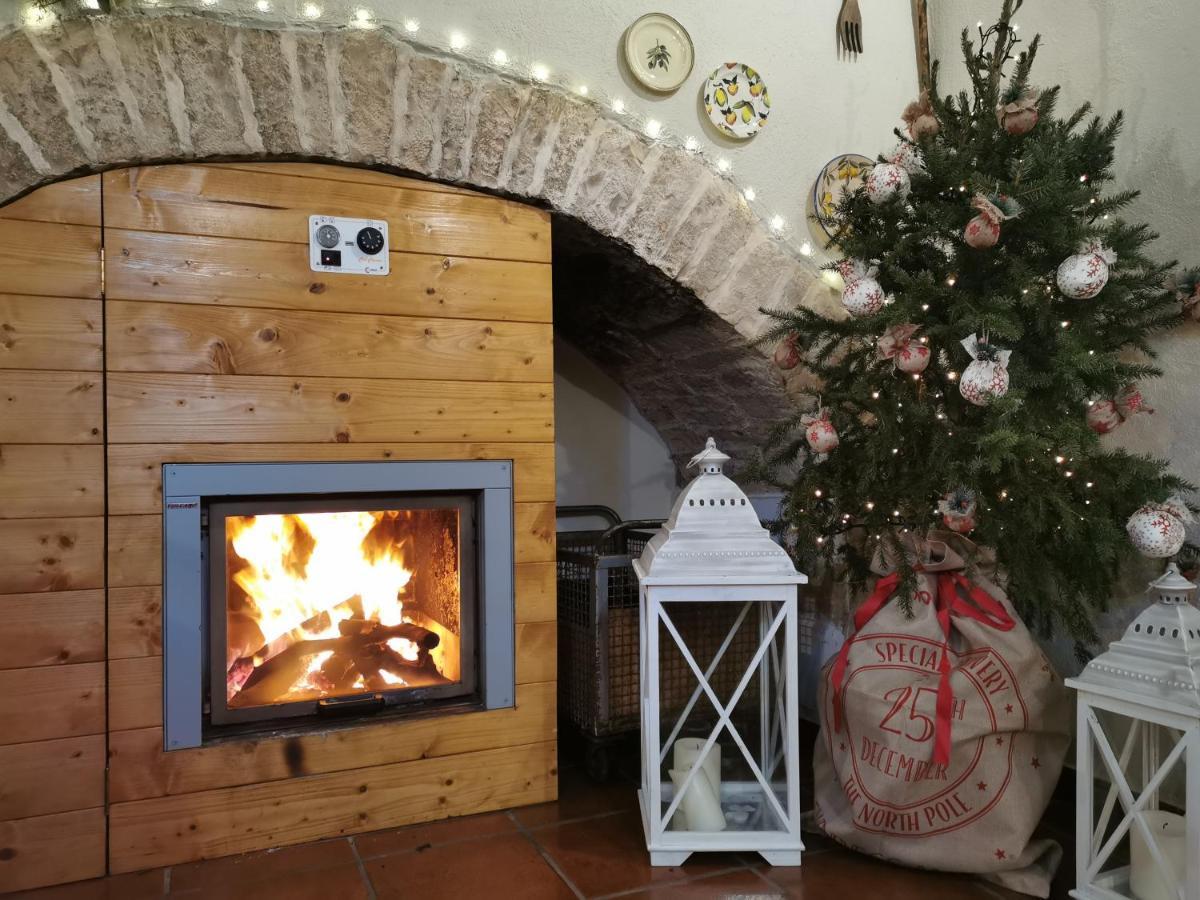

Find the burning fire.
xmin=225 ymin=510 xmax=429 ymax=707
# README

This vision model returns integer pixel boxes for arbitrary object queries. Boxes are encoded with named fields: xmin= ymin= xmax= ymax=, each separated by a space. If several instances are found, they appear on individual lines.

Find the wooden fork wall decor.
xmin=837 ymin=0 xmax=864 ymax=58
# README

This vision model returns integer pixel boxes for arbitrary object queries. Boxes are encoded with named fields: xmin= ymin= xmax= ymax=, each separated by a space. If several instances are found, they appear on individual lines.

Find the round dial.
xmin=356 ymin=226 xmax=385 ymax=256
xmin=315 ymin=224 xmax=341 ymax=249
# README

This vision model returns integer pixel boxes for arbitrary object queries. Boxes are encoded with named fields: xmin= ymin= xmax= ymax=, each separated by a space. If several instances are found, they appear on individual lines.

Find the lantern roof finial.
xmin=688 ymin=437 xmax=730 ymax=474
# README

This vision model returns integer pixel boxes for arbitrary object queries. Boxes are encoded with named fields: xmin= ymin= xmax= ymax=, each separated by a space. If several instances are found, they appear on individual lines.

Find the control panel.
xmin=308 ymin=215 xmax=390 ymax=275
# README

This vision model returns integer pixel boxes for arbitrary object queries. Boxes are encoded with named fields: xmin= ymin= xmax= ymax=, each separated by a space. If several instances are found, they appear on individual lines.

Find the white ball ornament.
xmin=1126 ymin=499 xmax=1191 ymax=558
xmin=958 ymin=334 xmax=1011 ymax=407
xmin=896 ymin=343 xmax=931 ymax=373
xmin=838 ymin=259 xmax=884 ymax=318
xmin=801 ymin=407 xmax=839 ymax=454
xmin=866 ymin=163 xmax=910 ymax=205
xmin=1056 ymin=243 xmax=1116 ymax=299
xmin=877 ymin=324 xmax=931 ymax=373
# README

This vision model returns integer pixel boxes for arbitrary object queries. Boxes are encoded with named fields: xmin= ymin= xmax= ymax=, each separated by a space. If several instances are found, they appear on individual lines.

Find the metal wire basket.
xmin=557 ymin=506 xmax=763 ymax=780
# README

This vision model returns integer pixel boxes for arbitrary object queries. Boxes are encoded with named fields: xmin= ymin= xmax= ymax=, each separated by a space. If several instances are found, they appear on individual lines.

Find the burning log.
xmin=336 ymin=618 xmax=440 ymax=650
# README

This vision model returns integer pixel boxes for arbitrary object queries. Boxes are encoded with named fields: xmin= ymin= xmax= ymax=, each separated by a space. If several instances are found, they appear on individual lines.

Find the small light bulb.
xmin=1080 ymin=174 xmax=1088 ymax=182
xmin=255 ymin=0 xmax=270 ymax=11
xmin=892 ymin=447 xmax=899 ymax=455
xmin=1000 ymin=490 xmax=1008 ymax=499
xmin=1064 ymin=470 xmax=1074 ymax=478
xmin=976 ymin=20 xmax=983 ymax=27
xmin=644 ymin=118 xmax=663 ymax=139
xmin=947 ymin=371 xmax=958 ymax=381
xmin=1086 ymin=481 xmax=1094 ymax=488
xmin=893 ymin=509 xmax=901 ymax=517
xmin=611 ymin=98 xmax=626 ymax=114
xmin=814 ymin=489 xmax=823 ymax=498
xmin=1089 ymin=197 xmax=1097 ymax=205
xmin=1012 ymin=22 xmax=1020 ymax=31
xmin=799 ymin=241 xmax=814 ymax=257
xmin=921 ymin=303 xmax=930 ymax=311
xmin=684 ymin=136 xmax=699 ymax=152
xmin=531 ymin=63 xmax=550 ymax=82
xmin=958 ymin=185 xmax=966 ymax=192
xmin=491 ymin=49 xmax=509 ymax=66
xmin=816 ymin=536 xmax=825 ymax=545
xmin=1060 ymin=320 xmax=1070 ymax=328
xmin=1055 ymin=455 xmax=1065 ymax=463
xmin=742 ymin=187 xmax=757 ymax=202
xmin=866 ymin=501 xmax=875 ymax=511
xmin=912 ymin=373 xmax=921 ymax=381
xmin=404 ymin=18 xmax=420 ymax=32
xmin=302 ymin=2 xmax=321 ymax=16
xmin=871 ymin=391 xmax=880 ymax=400
xmin=716 ymin=157 xmax=732 ymax=173
xmin=576 ymin=84 xmax=589 ymax=96
xmin=449 ymin=31 xmax=468 ymax=50
xmin=936 ymin=412 xmax=945 ymax=420
xmin=1021 ymin=288 xmax=1029 ymax=295
xmin=769 ymin=215 xmax=786 ymax=233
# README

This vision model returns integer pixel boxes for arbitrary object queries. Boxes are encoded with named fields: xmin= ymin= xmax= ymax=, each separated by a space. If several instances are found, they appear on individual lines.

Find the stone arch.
xmin=0 ymin=11 xmax=830 ymax=469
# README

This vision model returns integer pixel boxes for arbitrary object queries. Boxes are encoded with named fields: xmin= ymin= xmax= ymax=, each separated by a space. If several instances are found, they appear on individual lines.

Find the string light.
xmin=799 ymin=241 xmax=814 ymax=256
xmin=611 ymin=98 xmax=626 ymax=114
xmin=871 ymin=391 xmax=880 ymax=399
xmin=892 ymin=447 xmax=900 ymax=455
xmin=716 ymin=157 xmax=732 ymax=173
xmin=530 ymin=63 xmax=550 ymax=83
xmin=1060 ymin=320 xmax=1070 ymax=328
xmin=644 ymin=119 xmax=663 ymax=139
xmin=1086 ymin=481 xmax=1094 ymax=488
xmin=491 ymin=49 xmax=509 ymax=66
xmin=403 ymin=18 xmax=420 ymax=32
xmin=23 ymin=3 xmax=55 ymax=23
xmin=684 ymin=136 xmax=699 ymax=152
xmin=865 ymin=501 xmax=875 ymax=511
xmin=814 ymin=489 xmax=823 ymax=497
xmin=302 ymin=2 xmax=321 ymax=16
xmin=742 ymin=187 xmax=757 ymax=202
xmin=947 ymin=371 xmax=959 ymax=381
xmin=921 ymin=303 xmax=930 ymax=311
xmin=816 ymin=536 xmax=825 ymax=545
xmin=1055 ymin=455 xmax=1065 ymax=464
xmin=912 ymin=373 xmax=921 ymax=381
xmin=946 ymin=275 xmax=957 ymax=286
xmin=576 ymin=85 xmax=589 ymax=96
xmin=1079 ymin=174 xmax=1089 ymax=182
xmin=770 ymin=215 xmax=787 ymax=234
xmin=449 ymin=31 xmax=468 ymax=50
xmin=1064 ymin=470 xmax=1074 ymax=478
xmin=255 ymin=0 xmax=270 ymax=10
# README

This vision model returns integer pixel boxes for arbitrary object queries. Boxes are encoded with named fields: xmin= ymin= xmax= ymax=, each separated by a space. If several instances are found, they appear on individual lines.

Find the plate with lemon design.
xmin=807 ymin=153 xmax=873 ymax=245
xmin=703 ymin=63 xmax=770 ymax=139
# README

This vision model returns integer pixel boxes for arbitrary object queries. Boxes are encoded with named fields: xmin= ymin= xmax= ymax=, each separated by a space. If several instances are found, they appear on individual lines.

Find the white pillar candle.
xmin=674 ymin=738 xmax=721 ymax=789
xmin=668 ymin=767 xmax=726 ymax=832
xmin=1131 ymin=810 xmax=1186 ymax=900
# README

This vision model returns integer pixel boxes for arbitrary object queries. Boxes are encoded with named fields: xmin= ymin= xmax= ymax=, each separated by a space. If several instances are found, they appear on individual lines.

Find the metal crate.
xmin=557 ymin=506 xmax=763 ymax=780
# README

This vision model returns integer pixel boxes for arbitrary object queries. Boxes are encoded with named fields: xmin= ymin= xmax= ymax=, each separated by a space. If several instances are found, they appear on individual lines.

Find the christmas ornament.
xmin=1127 ymin=496 xmax=1193 ymax=558
xmin=901 ymin=90 xmax=939 ymax=140
xmin=1086 ymin=384 xmax=1154 ymax=434
xmin=958 ymin=334 xmax=1011 ymax=406
xmin=963 ymin=193 xmax=1022 ymax=249
xmin=773 ymin=333 xmax=800 ymax=370
xmin=995 ymin=88 xmax=1039 ymax=136
xmin=938 ymin=487 xmax=977 ymax=534
xmin=876 ymin=324 xmax=930 ymax=373
xmin=1056 ymin=242 xmax=1116 ymax=299
xmin=865 ymin=142 xmax=924 ymax=205
xmin=1168 ymin=267 xmax=1200 ymax=321
xmin=838 ymin=259 xmax=884 ymax=318
xmin=801 ymin=406 xmax=839 ymax=454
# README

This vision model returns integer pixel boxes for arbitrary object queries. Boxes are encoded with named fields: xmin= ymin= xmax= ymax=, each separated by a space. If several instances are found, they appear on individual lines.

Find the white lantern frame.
xmin=1067 ymin=564 xmax=1200 ymax=900
xmin=634 ymin=439 xmax=807 ymax=867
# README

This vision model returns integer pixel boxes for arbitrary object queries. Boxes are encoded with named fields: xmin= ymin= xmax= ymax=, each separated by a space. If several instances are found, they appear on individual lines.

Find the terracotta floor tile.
xmin=760 ymin=850 xmax=1002 ymax=899
xmin=514 ymin=766 xmax=639 ymax=829
xmin=172 ymin=862 xmax=369 ymax=900
xmin=364 ymin=832 xmax=574 ymax=899
xmin=354 ymin=810 xmax=518 ymax=859
xmin=622 ymin=867 xmax=784 ymax=899
xmin=168 ymin=838 xmax=355 ymax=894
xmin=534 ymin=810 xmax=745 ymax=898
xmin=11 ymin=869 xmax=166 ymax=900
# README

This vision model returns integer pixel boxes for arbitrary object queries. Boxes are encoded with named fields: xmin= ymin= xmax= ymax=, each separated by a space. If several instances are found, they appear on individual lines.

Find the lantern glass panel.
xmin=655 ymin=598 xmax=792 ymax=834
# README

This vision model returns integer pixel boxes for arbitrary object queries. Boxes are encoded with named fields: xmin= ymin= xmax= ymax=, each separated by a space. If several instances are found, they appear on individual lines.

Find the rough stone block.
xmin=564 ymin=121 xmax=650 ymax=236
xmin=0 ymin=128 xmax=41 ymax=203
xmin=506 ymin=87 xmax=571 ymax=194
xmin=710 ymin=239 xmax=798 ymax=323
xmin=0 ymin=32 xmax=89 ymax=174
xmin=285 ymin=30 xmax=335 ymax=157
xmin=338 ymin=29 xmax=403 ymax=164
xmin=657 ymin=176 xmax=738 ymax=281
xmin=102 ymin=17 xmax=181 ymax=159
xmin=154 ymin=17 xmax=251 ymax=157
xmin=678 ymin=200 xmax=759 ymax=297
xmin=538 ymin=97 xmax=601 ymax=205
xmin=466 ymin=77 xmax=528 ymax=188
xmin=391 ymin=55 xmax=452 ymax=175
xmin=238 ymin=27 xmax=300 ymax=155
xmin=437 ymin=64 xmax=483 ymax=181
xmin=620 ymin=145 xmax=705 ymax=265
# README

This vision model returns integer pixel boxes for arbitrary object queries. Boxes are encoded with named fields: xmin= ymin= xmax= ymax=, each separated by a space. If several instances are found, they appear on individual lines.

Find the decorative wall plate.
xmin=806 ymin=153 xmax=873 ymax=245
xmin=623 ymin=13 xmax=694 ymax=93
xmin=703 ymin=63 xmax=770 ymax=139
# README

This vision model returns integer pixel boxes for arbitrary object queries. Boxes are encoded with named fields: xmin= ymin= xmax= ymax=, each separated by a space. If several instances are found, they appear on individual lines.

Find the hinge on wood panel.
xmin=99 ymin=246 xmax=105 ymax=295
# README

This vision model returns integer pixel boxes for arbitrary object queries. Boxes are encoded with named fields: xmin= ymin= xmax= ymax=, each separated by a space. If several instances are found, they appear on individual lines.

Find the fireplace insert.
xmin=162 ymin=461 xmax=515 ymax=750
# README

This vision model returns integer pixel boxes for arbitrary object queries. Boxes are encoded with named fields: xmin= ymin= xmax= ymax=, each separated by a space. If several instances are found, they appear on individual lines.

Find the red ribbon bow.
xmin=830 ymin=568 xmax=1015 ymax=766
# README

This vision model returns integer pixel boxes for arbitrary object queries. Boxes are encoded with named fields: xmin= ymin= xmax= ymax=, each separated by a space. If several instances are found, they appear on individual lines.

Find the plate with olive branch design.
xmin=623 ymin=13 xmax=694 ymax=93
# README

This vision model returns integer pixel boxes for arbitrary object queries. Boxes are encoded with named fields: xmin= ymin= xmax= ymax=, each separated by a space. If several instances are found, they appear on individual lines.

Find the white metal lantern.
xmin=1066 ymin=563 xmax=1200 ymax=900
xmin=634 ymin=438 xmax=808 ymax=867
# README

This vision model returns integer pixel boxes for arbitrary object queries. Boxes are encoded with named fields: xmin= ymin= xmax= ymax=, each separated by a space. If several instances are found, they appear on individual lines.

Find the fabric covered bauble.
xmin=1086 ymin=384 xmax=1154 ymax=434
xmin=865 ymin=143 xmax=924 ymax=205
xmin=938 ymin=487 xmax=977 ymax=534
xmin=876 ymin=323 xmax=930 ymax=373
xmin=959 ymin=334 xmax=1012 ymax=406
xmin=1056 ymin=242 xmax=1116 ymax=300
xmin=963 ymin=193 xmax=1022 ymax=249
xmin=1168 ymin=267 xmax=1200 ymax=321
xmin=902 ymin=90 xmax=939 ymax=140
xmin=802 ymin=406 xmax=839 ymax=454
xmin=995 ymin=89 xmax=1040 ymax=136
xmin=1126 ymin=497 xmax=1193 ymax=558
xmin=773 ymin=333 xmax=800 ymax=370
xmin=838 ymin=259 xmax=885 ymax=318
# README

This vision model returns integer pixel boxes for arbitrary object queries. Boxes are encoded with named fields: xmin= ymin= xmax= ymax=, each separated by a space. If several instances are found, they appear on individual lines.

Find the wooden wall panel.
xmin=109 ymin=740 xmax=556 ymax=873
xmin=106 ymin=229 xmax=553 ymax=324
xmin=0 ymin=175 xmax=105 ymax=892
xmin=0 ymin=807 xmax=106 ymax=892
xmin=107 ymin=586 xmax=163 ymax=660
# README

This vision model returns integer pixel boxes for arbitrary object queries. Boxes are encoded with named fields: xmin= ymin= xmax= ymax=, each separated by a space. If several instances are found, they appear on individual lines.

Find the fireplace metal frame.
xmin=162 ymin=460 xmax=515 ymax=751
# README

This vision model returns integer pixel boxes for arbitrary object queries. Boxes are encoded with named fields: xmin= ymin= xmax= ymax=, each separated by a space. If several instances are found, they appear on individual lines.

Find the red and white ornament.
xmin=774 ymin=333 xmax=800 ymax=370
xmin=865 ymin=143 xmax=924 ymax=205
xmin=958 ymin=334 xmax=1011 ymax=406
xmin=938 ymin=488 xmax=977 ymax=534
xmin=876 ymin=324 xmax=930 ymax=373
xmin=1086 ymin=384 xmax=1154 ymax=434
xmin=995 ymin=90 xmax=1039 ymax=136
xmin=963 ymin=193 xmax=1022 ymax=249
xmin=1127 ymin=497 xmax=1193 ymax=558
xmin=1168 ymin=268 xmax=1200 ymax=321
xmin=1056 ymin=242 xmax=1116 ymax=300
xmin=801 ymin=407 xmax=839 ymax=454
xmin=838 ymin=259 xmax=885 ymax=318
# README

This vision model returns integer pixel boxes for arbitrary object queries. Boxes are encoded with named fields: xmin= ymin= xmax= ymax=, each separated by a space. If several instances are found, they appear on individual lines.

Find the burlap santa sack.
xmin=813 ymin=532 xmax=1070 ymax=898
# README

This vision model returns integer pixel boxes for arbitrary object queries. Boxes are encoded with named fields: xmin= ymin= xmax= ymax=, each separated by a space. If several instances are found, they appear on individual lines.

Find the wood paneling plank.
xmin=107 ymin=300 xmax=553 ymax=382
xmin=108 ymin=586 xmax=163 ymax=660
xmin=108 ymin=655 xmax=161 ymax=733
xmin=106 ymin=373 xmax=554 ymax=444
xmin=0 ymin=295 xmax=102 ymax=372
xmin=0 ymin=220 xmax=99 ymax=299
xmin=108 ymin=442 xmax=553 ymax=514
xmin=0 ymin=807 xmax=106 ymax=892
xmin=108 ymin=740 xmax=556 ymax=872
xmin=515 ymin=561 xmax=555 ymax=624
xmin=0 ymin=175 xmax=101 ymax=227
xmin=0 ymin=444 xmax=103 ymax=518
xmin=108 ymin=515 xmax=160 ymax=589
xmin=108 ymin=680 xmax=556 ymax=802
xmin=105 ymin=229 xmax=552 ymax=324
xmin=515 ymin=500 xmax=556 ymax=564
xmin=516 ymin=622 xmax=556 ymax=685
xmin=103 ymin=166 xmax=551 ymax=263
xmin=0 ymin=516 xmax=103 ymax=594
xmin=0 ymin=590 xmax=104 ymax=669
xmin=0 ymin=735 xmax=105 ymax=820
xmin=0 ymin=663 xmax=104 ymax=745
xmin=0 ymin=370 xmax=102 ymax=444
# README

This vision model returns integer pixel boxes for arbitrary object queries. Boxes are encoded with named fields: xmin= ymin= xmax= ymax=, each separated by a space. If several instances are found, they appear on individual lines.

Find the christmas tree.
xmin=761 ymin=0 xmax=1194 ymax=650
